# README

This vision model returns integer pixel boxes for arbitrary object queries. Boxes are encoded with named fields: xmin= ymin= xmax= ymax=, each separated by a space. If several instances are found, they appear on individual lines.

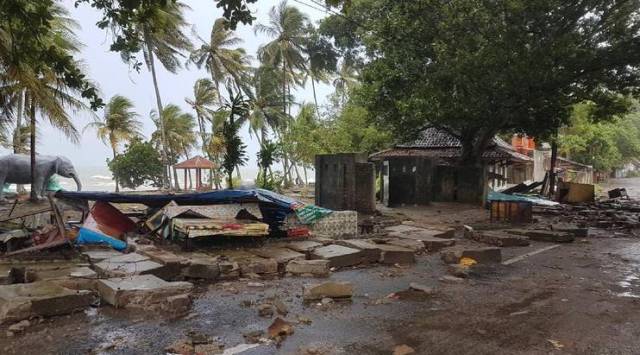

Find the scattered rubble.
xmin=267 ymin=317 xmax=294 ymax=343
xmin=441 ymin=247 xmax=502 ymax=264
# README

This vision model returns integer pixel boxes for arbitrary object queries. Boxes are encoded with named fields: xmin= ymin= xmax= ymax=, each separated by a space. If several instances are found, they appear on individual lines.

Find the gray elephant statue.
xmin=0 ymin=154 xmax=82 ymax=201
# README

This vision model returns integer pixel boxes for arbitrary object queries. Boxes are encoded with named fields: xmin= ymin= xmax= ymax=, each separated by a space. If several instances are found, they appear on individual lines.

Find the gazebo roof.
xmin=174 ymin=155 xmax=215 ymax=169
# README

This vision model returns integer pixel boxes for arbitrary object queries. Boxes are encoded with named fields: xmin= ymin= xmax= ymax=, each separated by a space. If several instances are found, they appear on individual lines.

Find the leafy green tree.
xmin=256 ymin=140 xmax=279 ymax=189
xmin=560 ymin=102 xmax=640 ymax=172
xmin=108 ymin=138 xmax=164 ymax=190
xmin=85 ymin=95 xmax=142 ymax=192
xmin=189 ymin=18 xmax=252 ymax=101
xmin=221 ymin=91 xmax=250 ymax=188
xmin=325 ymin=0 xmax=640 ymax=166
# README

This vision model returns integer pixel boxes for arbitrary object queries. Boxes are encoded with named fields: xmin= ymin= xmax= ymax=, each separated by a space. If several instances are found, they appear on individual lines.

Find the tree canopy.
xmin=324 ymin=0 xmax=640 ymax=164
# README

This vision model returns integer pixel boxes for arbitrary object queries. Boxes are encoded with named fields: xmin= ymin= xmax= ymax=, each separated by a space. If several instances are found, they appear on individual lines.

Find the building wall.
xmin=315 ymin=153 xmax=375 ymax=213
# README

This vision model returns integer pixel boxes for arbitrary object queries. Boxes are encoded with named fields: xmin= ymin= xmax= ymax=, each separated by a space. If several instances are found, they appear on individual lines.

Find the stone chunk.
xmin=466 ymin=230 xmax=530 ymax=247
xmin=251 ymin=247 xmax=305 ymax=268
xmin=386 ymin=225 xmax=455 ymax=239
xmin=303 ymin=281 xmax=353 ymax=300
xmin=286 ymin=259 xmax=330 ymax=277
xmin=219 ymin=261 xmax=240 ymax=280
xmin=440 ymin=247 xmax=502 ymax=264
xmin=506 ymin=229 xmax=575 ymax=243
xmin=310 ymin=245 xmax=365 ymax=268
xmin=0 ymin=281 xmax=94 ymax=323
xmin=96 ymin=275 xmax=193 ymax=311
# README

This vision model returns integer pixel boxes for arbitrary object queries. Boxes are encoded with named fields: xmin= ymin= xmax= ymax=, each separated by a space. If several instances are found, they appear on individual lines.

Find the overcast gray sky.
xmin=2 ymin=1 xmax=332 ymax=171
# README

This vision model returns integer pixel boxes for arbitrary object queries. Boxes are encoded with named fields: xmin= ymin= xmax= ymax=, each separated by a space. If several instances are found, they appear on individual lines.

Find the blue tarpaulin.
xmin=56 ymin=188 xmax=304 ymax=229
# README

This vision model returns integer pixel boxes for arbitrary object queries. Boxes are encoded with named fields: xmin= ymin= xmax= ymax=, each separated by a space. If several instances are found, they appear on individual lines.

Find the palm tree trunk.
xmin=146 ymin=39 xmax=170 ymax=190
xmin=281 ymin=61 xmax=289 ymax=186
xmin=111 ymin=144 xmax=119 ymax=192
xmin=311 ymin=77 xmax=320 ymax=120
xmin=29 ymin=102 xmax=37 ymax=201
xmin=14 ymin=90 xmax=26 ymax=194
xmin=303 ymin=165 xmax=308 ymax=186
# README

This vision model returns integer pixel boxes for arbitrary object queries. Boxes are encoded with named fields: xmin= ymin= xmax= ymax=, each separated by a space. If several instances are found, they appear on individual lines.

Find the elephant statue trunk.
xmin=71 ymin=173 xmax=82 ymax=192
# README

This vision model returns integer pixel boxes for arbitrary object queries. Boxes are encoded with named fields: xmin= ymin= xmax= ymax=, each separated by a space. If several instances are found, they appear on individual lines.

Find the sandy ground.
xmin=2 ymin=184 xmax=640 ymax=354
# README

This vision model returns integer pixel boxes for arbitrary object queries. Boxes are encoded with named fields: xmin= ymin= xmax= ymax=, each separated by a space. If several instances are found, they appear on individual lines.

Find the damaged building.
xmin=369 ymin=127 xmax=533 ymax=206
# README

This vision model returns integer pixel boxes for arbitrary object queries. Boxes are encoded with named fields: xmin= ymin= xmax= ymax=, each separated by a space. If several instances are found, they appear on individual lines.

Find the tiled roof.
xmin=397 ymin=127 xmax=461 ymax=148
xmin=174 ymin=155 xmax=216 ymax=169
xmin=370 ymin=127 xmax=532 ymax=163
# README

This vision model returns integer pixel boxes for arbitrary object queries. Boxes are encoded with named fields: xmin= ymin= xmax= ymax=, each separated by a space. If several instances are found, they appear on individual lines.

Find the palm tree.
xmin=151 ymin=104 xmax=197 ymax=190
xmin=303 ymin=25 xmax=338 ymax=118
xmin=0 ymin=3 xmax=90 ymax=200
xmin=85 ymin=95 xmax=142 ymax=192
xmin=129 ymin=1 xmax=192 ymax=189
xmin=185 ymin=78 xmax=218 ymax=152
xmin=255 ymin=1 xmax=309 ymax=117
xmin=255 ymin=1 xmax=309 ymax=185
xmin=333 ymin=60 xmax=359 ymax=105
xmin=189 ymin=18 xmax=253 ymax=102
xmin=249 ymin=65 xmax=287 ymax=145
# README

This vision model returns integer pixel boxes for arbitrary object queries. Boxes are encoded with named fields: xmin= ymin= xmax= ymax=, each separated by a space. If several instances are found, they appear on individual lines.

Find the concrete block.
xmin=96 ymin=275 xmax=193 ymax=310
xmin=302 ymin=281 xmax=353 ymax=300
xmin=219 ymin=261 xmax=240 ymax=280
xmin=0 ymin=281 xmax=94 ymax=323
xmin=310 ymin=245 xmax=365 ymax=268
xmin=251 ymin=247 xmax=305 ymax=267
xmin=285 ymin=259 xmax=330 ymax=277
xmin=396 ymin=233 xmax=456 ymax=252
xmin=375 ymin=244 xmax=415 ymax=264
xmin=182 ymin=255 xmax=220 ymax=280
xmin=334 ymin=239 xmax=381 ymax=263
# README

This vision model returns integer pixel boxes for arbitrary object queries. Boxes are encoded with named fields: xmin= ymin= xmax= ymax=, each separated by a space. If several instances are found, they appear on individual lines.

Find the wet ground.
xmin=2 ymin=238 xmax=640 ymax=353
xmin=2 ymin=194 xmax=640 ymax=353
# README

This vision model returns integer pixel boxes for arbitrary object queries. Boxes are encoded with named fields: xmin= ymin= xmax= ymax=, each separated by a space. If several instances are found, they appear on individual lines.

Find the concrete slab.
xmin=105 ymin=253 xmax=149 ymax=263
xmin=94 ymin=259 xmax=166 ymax=278
xmin=310 ymin=245 xmax=365 ymax=268
xmin=396 ymin=233 xmax=456 ymax=251
xmin=375 ymin=244 xmax=415 ymax=264
xmin=335 ymin=240 xmax=381 ymax=263
xmin=286 ymin=259 xmax=330 ymax=277
xmin=211 ymin=250 xmax=278 ymax=276
xmin=96 ymin=275 xmax=193 ymax=311
xmin=303 ymin=281 xmax=353 ymax=300
xmin=82 ymin=250 xmax=123 ymax=263
xmin=251 ymin=247 xmax=305 ymax=267
xmin=182 ymin=254 xmax=220 ymax=280
xmin=506 ymin=229 xmax=575 ymax=243
xmin=467 ymin=231 xmax=530 ymax=247
xmin=0 ymin=281 xmax=94 ymax=323
xmin=387 ymin=225 xmax=455 ymax=239
xmin=285 ymin=241 xmax=323 ymax=255
xmin=385 ymin=238 xmax=425 ymax=252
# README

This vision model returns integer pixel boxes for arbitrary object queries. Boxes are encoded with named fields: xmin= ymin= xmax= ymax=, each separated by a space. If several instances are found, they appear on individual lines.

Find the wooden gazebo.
xmin=174 ymin=156 xmax=216 ymax=191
